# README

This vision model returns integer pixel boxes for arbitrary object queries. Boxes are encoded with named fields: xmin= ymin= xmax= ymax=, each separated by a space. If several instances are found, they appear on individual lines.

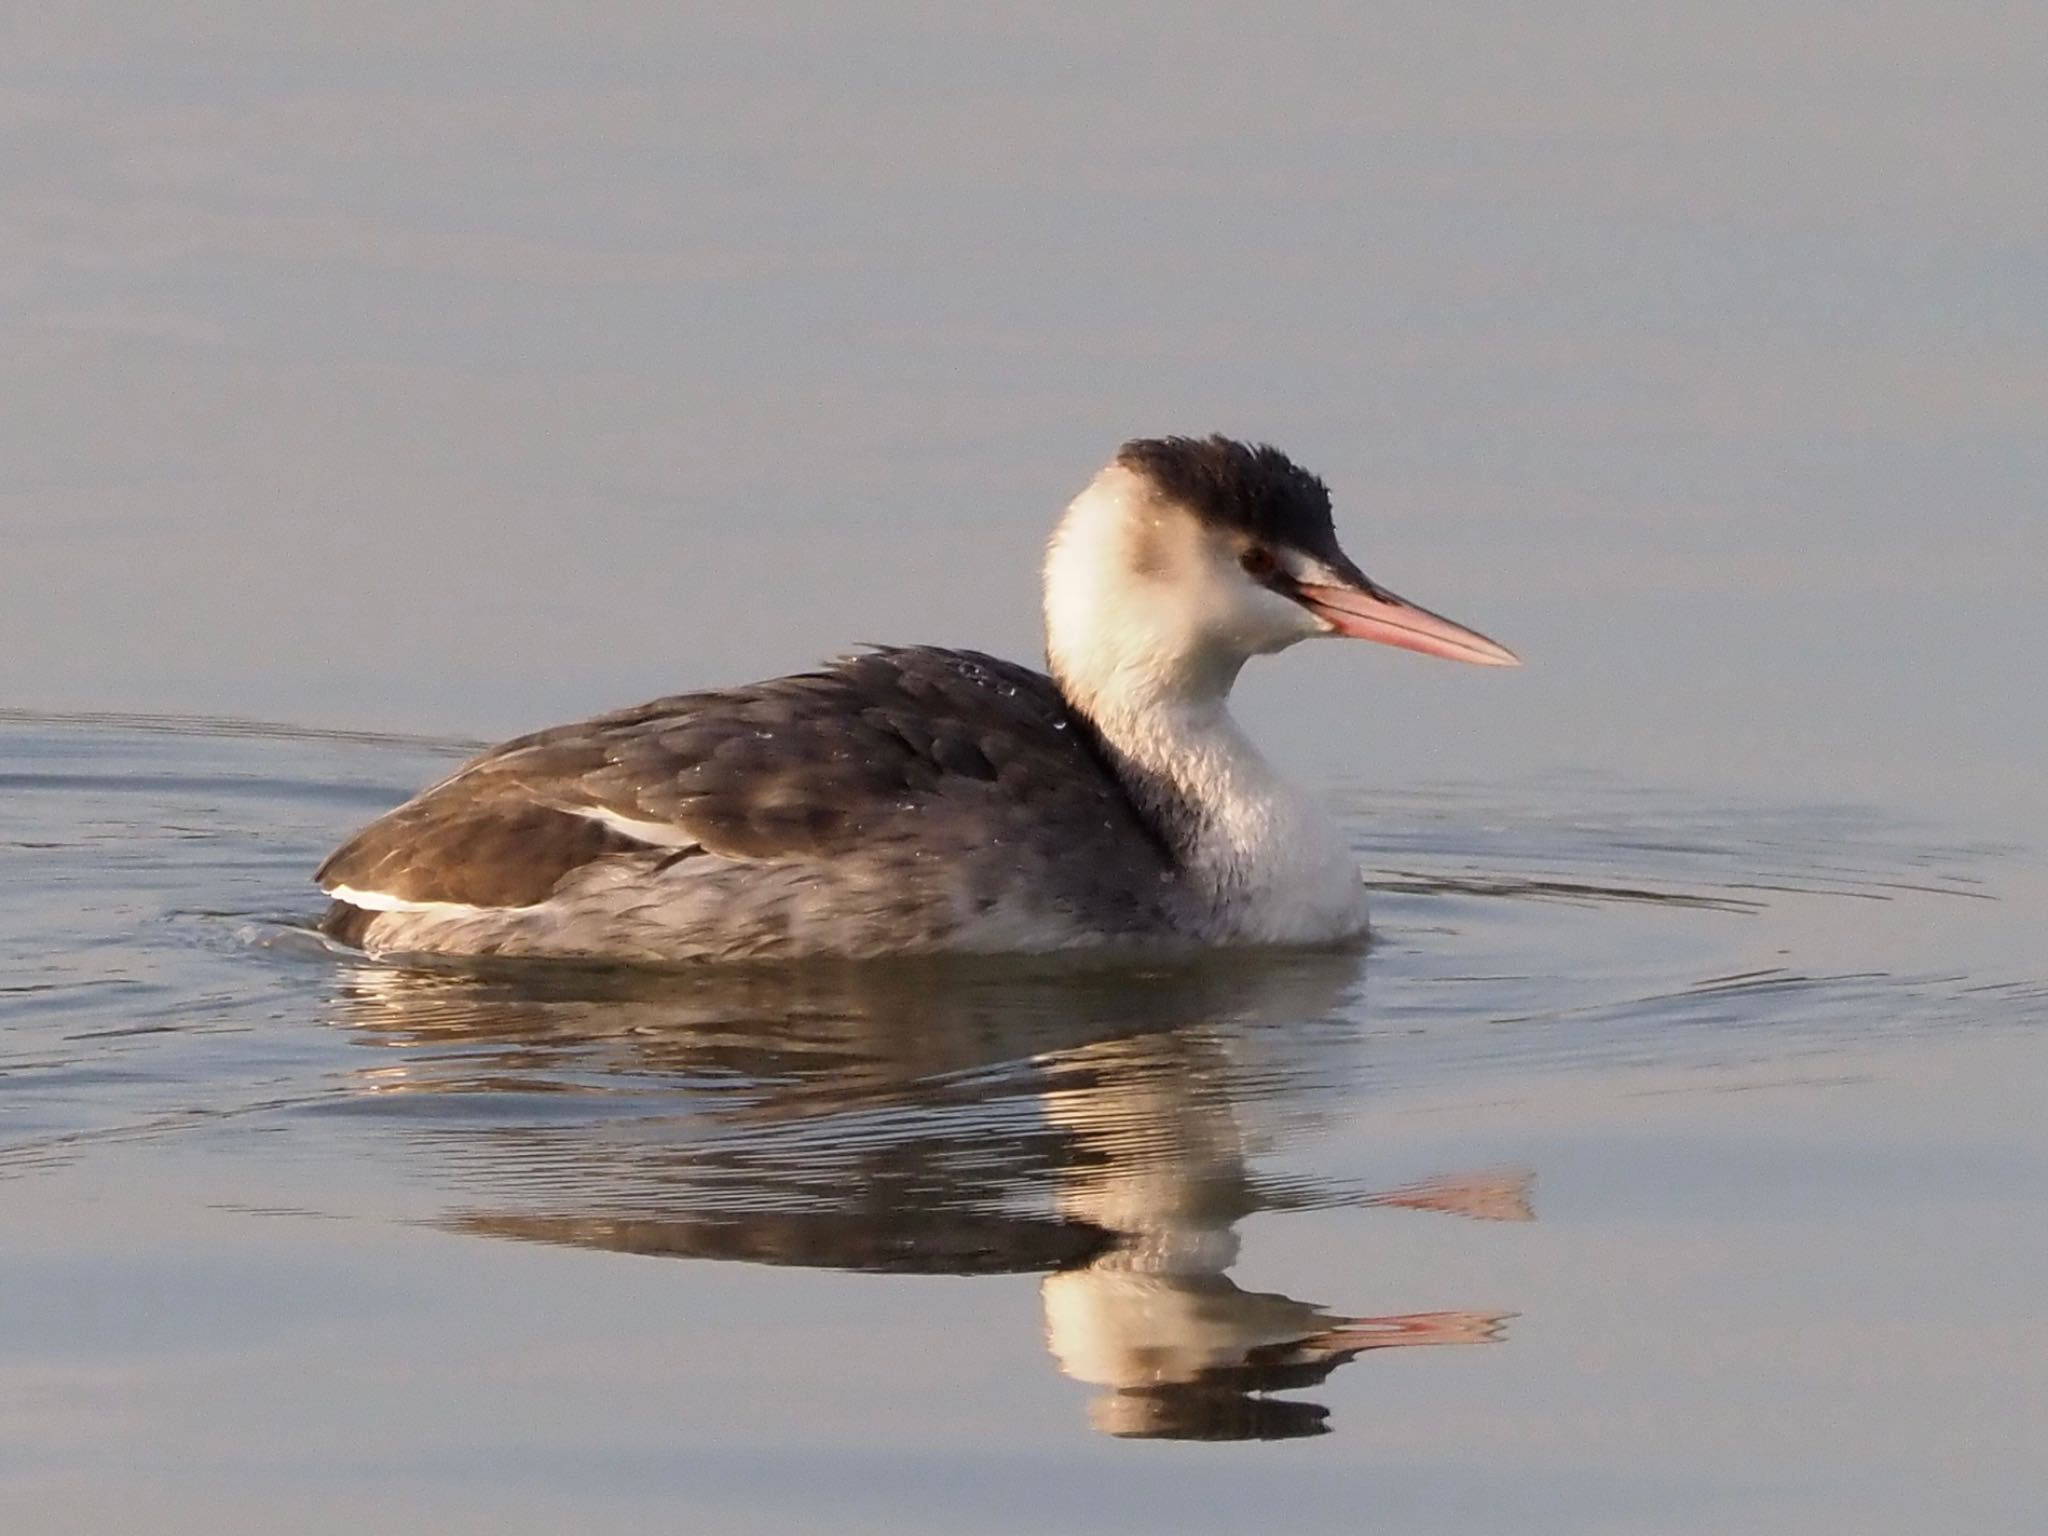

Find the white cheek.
xmin=1225 ymin=581 xmax=1321 ymax=653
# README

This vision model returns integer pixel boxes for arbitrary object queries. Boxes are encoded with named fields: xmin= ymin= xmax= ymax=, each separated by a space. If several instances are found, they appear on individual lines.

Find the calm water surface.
xmin=3 ymin=711 xmax=2043 ymax=1533
xmin=6 ymin=4 xmax=2048 ymax=1531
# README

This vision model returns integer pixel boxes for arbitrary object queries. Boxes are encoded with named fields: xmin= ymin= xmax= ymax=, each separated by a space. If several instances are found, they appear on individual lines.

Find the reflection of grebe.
xmin=317 ymin=436 xmax=1514 ymax=963
xmin=331 ymin=953 xmax=1519 ymax=1439
xmin=1038 ymin=1029 xmax=1516 ymax=1439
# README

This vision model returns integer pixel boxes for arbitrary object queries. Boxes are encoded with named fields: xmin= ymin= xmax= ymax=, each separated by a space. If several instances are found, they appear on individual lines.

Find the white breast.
xmin=1111 ymin=695 xmax=1368 ymax=945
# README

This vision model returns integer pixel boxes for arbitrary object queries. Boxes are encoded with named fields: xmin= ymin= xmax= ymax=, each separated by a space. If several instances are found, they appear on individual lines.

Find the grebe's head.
xmin=1044 ymin=435 xmax=1517 ymax=712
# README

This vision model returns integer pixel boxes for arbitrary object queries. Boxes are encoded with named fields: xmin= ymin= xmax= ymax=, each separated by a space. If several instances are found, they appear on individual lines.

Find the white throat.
xmin=1043 ymin=469 xmax=1368 ymax=944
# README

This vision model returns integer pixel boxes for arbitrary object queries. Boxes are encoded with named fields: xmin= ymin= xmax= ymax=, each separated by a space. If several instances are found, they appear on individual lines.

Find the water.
xmin=7 ymin=3 xmax=2048 ymax=1529
xmin=4 ymin=711 xmax=2043 ymax=1532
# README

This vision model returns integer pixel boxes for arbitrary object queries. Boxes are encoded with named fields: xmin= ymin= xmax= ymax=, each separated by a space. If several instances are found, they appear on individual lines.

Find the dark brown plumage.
xmin=321 ymin=800 xmax=657 ymax=910
xmin=317 ymin=646 xmax=1186 ymax=958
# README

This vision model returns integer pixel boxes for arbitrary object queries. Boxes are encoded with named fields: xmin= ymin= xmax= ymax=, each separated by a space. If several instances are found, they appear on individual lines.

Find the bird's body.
xmin=318 ymin=437 xmax=1516 ymax=963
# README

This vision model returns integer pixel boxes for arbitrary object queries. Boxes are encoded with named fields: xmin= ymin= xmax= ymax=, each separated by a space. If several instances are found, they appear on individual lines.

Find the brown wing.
xmin=316 ymin=797 xmax=664 ymax=908
xmin=317 ymin=647 xmax=1172 ymax=912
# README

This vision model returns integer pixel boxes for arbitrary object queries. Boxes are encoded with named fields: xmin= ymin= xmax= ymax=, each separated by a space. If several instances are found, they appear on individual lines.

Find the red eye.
xmin=1239 ymin=546 xmax=1278 ymax=580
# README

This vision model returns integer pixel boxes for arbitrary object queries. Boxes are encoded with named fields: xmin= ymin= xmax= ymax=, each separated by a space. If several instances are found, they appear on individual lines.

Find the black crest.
xmin=1115 ymin=435 xmax=1342 ymax=560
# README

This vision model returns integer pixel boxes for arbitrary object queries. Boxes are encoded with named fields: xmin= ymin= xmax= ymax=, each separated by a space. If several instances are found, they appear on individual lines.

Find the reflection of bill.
xmin=330 ymin=949 xmax=1522 ymax=1440
xmin=1059 ymin=1300 xmax=1508 ymax=1441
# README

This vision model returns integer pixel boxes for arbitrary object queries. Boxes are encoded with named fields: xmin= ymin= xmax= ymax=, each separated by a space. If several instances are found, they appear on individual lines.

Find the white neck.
xmin=1043 ymin=470 xmax=1368 ymax=944
xmin=1083 ymin=686 xmax=1366 ymax=943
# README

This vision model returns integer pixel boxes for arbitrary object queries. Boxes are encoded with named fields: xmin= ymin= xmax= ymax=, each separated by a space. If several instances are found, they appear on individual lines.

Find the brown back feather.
xmin=316 ymin=647 xmax=1172 ymax=913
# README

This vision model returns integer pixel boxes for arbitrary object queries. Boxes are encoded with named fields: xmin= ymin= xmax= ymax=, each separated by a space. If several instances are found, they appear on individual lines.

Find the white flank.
xmin=325 ymin=882 xmax=490 ymax=916
xmin=566 ymin=804 xmax=701 ymax=848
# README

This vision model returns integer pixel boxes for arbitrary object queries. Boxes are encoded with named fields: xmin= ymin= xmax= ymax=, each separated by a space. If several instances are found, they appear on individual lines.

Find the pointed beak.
xmin=1296 ymin=578 xmax=1520 ymax=666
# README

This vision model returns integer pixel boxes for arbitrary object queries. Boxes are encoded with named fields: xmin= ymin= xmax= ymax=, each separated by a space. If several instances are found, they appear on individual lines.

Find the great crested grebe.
xmin=317 ymin=435 xmax=1517 ymax=962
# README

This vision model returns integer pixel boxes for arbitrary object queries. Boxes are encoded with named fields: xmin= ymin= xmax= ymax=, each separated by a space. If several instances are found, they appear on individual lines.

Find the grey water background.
xmin=4 ymin=5 xmax=2047 ymax=1533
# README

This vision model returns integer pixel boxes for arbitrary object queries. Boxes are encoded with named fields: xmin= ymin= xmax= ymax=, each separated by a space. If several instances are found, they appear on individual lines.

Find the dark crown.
xmin=1115 ymin=435 xmax=1342 ymax=561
